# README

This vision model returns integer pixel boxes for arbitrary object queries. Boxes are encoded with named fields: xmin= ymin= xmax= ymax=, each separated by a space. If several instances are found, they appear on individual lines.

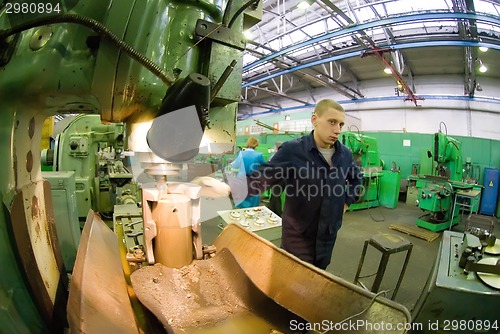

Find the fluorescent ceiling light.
xmin=479 ymin=46 xmax=488 ymax=52
xmin=384 ymin=67 xmax=392 ymax=74
xmin=244 ymin=30 xmax=253 ymax=39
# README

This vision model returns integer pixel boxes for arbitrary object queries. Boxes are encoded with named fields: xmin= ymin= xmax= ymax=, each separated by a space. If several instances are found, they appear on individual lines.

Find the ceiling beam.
xmin=245 ymin=40 xmax=362 ymax=98
xmin=361 ymin=47 xmax=423 ymax=106
xmin=248 ymin=85 xmax=310 ymax=104
xmin=363 ymin=0 xmax=415 ymax=84
xmin=239 ymin=100 xmax=281 ymax=109
xmin=318 ymin=0 xmax=420 ymax=105
xmin=456 ymin=0 xmax=479 ymax=97
xmin=245 ymin=8 xmax=363 ymax=98
xmin=243 ymin=12 xmax=500 ymax=72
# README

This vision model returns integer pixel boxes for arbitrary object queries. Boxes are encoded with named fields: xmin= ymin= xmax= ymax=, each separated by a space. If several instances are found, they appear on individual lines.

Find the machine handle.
xmin=144 ymin=219 xmax=157 ymax=264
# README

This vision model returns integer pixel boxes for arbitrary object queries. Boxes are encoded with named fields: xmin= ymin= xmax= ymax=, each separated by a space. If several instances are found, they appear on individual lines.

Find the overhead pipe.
xmin=237 ymin=94 xmax=500 ymax=120
xmin=242 ymin=39 xmax=499 ymax=88
xmin=243 ymin=8 xmax=499 ymax=104
xmin=243 ymin=12 xmax=500 ymax=72
xmin=246 ymin=39 xmax=364 ymax=98
xmin=239 ymin=100 xmax=281 ymax=109
xmin=249 ymin=85 xmax=310 ymax=104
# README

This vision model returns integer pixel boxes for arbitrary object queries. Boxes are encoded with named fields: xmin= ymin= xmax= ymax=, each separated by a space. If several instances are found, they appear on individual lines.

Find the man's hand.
xmin=343 ymin=203 xmax=349 ymax=213
xmin=191 ymin=177 xmax=231 ymax=198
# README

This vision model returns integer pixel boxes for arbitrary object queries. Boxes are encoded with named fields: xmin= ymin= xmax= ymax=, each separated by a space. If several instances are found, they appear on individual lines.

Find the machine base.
xmin=412 ymin=231 xmax=500 ymax=333
xmin=416 ymin=215 xmax=460 ymax=232
xmin=349 ymin=200 xmax=380 ymax=211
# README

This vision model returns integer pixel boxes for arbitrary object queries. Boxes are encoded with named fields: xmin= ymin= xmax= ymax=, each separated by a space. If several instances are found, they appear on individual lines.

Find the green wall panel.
xmin=362 ymin=132 xmax=428 ymax=178
xmin=364 ymin=132 xmax=500 ymax=184
xmin=235 ymin=130 xmax=500 ymax=185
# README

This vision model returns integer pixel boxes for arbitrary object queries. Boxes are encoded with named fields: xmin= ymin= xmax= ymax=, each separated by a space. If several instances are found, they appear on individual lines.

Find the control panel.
xmin=440 ymin=232 xmax=499 ymax=293
xmin=217 ymin=206 xmax=282 ymax=241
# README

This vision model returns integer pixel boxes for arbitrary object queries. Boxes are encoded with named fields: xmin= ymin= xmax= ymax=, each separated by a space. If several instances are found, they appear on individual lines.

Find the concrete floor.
xmin=330 ymin=203 xmax=440 ymax=314
xmin=201 ymin=200 xmax=500 ymax=319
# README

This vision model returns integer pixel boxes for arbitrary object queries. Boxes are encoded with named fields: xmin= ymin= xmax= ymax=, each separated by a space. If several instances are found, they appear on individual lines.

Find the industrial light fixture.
xmin=477 ymin=37 xmax=488 ymax=52
xmin=284 ymin=114 xmax=291 ymax=121
xmin=478 ymin=59 xmax=488 ymax=73
xmin=243 ymin=29 xmax=253 ymax=39
xmin=384 ymin=67 xmax=392 ymax=74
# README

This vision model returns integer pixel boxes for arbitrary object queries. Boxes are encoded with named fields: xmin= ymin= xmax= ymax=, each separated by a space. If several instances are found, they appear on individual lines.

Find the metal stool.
xmin=354 ymin=233 xmax=413 ymax=300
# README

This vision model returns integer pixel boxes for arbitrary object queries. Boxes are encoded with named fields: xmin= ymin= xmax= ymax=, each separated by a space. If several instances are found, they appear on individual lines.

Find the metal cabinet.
xmin=480 ymin=168 xmax=499 ymax=216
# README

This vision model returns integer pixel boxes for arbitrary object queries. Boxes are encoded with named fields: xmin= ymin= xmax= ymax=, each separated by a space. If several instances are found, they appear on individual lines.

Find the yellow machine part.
xmin=41 ymin=116 xmax=54 ymax=150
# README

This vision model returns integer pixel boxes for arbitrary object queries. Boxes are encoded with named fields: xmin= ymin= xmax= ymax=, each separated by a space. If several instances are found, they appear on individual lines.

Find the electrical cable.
xmin=348 ymin=124 xmax=360 ymax=134
xmin=369 ymin=202 xmax=386 ymax=222
xmin=171 ymin=22 xmax=223 ymax=70
xmin=319 ymin=289 xmax=390 ymax=334
xmin=448 ymin=140 xmax=460 ymax=151
xmin=439 ymin=121 xmax=448 ymax=135
xmin=222 ymin=0 xmax=236 ymax=26
xmin=0 ymin=14 xmax=175 ymax=86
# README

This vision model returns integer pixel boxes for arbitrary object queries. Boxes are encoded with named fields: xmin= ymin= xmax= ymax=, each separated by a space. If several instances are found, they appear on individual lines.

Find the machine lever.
xmin=465 ymin=260 xmax=500 ymax=275
xmin=125 ymin=230 xmax=143 ymax=246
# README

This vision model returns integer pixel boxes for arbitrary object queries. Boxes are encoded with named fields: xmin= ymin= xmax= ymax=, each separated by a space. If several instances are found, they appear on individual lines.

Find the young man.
xmin=268 ymin=141 xmax=284 ymax=216
xmin=197 ymin=99 xmax=363 ymax=270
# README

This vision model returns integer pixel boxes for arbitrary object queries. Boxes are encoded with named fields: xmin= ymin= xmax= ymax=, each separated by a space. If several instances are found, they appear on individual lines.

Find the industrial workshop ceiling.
xmin=239 ymin=0 xmax=500 ymax=116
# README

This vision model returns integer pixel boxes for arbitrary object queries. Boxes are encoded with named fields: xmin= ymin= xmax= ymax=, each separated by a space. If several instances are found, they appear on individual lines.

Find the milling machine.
xmin=340 ymin=131 xmax=399 ymax=210
xmin=340 ymin=131 xmax=382 ymax=210
xmin=42 ymin=114 xmax=138 ymax=219
xmin=410 ymin=130 xmax=480 ymax=231
xmin=0 ymin=1 xmax=411 ymax=333
xmin=0 ymin=0 xmax=252 ymax=331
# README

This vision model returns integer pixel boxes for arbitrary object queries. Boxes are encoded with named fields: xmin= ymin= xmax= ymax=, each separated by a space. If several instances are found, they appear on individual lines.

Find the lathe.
xmin=0 ymin=1 xmax=411 ymax=333
xmin=42 ymin=114 xmax=137 ymax=219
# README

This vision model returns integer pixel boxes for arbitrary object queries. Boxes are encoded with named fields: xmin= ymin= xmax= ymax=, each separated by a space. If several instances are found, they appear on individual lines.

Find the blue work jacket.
xmin=231 ymin=148 xmax=265 ymax=207
xmin=232 ymin=131 xmax=363 ymax=268
xmin=231 ymin=148 xmax=265 ymax=177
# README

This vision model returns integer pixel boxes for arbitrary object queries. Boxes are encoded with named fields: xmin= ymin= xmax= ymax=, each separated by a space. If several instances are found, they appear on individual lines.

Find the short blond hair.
xmin=245 ymin=137 xmax=259 ymax=149
xmin=314 ymin=99 xmax=344 ymax=116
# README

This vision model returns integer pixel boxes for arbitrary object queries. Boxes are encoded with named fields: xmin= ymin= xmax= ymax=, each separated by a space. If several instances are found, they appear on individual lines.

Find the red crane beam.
xmin=362 ymin=47 xmax=424 ymax=107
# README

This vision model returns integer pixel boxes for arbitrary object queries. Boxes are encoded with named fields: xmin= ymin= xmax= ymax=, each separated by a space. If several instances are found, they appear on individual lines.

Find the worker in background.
xmin=269 ymin=141 xmax=283 ymax=161
xmin=230 ymin=136 xmax=265 ymax=208
xmin=268 ymin=141 xmax=284 ymax=216
xmin=194 ymin=99 xmax=362 ymax=270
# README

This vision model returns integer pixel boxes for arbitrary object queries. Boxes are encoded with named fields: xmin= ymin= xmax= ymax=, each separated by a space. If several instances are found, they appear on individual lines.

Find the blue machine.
xmin=480 ymin=168 xmax=499 ymax=216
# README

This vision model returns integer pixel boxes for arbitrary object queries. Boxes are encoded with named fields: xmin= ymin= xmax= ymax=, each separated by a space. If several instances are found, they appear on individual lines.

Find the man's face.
xmin=311 ymin=107 xmax=345 ymax=148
